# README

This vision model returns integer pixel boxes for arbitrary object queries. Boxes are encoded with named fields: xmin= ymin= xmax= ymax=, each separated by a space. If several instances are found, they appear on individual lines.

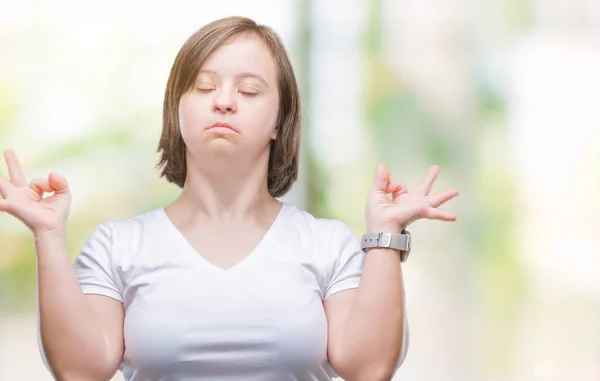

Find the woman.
xmin=0 ymin=16 xmax=458 ymax=381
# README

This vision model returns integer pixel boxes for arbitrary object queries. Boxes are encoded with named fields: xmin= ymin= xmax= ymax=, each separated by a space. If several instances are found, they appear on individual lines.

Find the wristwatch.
xmin=360 ymin=229 xmax=412 ymax=262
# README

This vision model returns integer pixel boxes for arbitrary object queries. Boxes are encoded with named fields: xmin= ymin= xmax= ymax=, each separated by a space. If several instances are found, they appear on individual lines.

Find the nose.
xmin=212 ymin=88 xmax=237 ymax=114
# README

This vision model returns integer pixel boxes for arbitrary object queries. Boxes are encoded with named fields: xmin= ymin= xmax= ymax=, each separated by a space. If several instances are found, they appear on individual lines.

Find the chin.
xmin=200 ymin=140 xmax=241 ymax=158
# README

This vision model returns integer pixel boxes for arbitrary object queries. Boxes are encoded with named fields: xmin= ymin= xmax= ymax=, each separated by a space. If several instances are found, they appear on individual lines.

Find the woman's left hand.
xmin=365 ymin=164 xmax=459 ymax=233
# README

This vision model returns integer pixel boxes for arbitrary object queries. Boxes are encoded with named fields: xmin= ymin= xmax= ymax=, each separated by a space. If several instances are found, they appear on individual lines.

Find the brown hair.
xmin=156 ymin=16 xmax=301 ymax=198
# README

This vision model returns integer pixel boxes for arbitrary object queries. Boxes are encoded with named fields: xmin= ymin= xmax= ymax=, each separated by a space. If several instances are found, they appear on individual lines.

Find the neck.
xmin=172 ymin=150 xmax=278 ymax=222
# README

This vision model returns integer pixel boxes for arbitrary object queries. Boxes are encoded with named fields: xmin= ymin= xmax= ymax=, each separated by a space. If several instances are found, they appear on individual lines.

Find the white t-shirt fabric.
xmin=38 ymin=202 xmax=408 ymax=380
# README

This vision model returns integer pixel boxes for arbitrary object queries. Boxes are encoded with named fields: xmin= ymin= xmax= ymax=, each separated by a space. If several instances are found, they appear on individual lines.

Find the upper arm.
xmin=322 ymin=221 xmax=364 ymax=375
xmin=322 ymin=220 xmax=409 ymax=377
xmin=76 ymin=222 xmax=125 ymax=375
xmin=323 ymin=288 xmax=357 ymax=374
xmin=85 ymin=294 xmax=125 ymax=377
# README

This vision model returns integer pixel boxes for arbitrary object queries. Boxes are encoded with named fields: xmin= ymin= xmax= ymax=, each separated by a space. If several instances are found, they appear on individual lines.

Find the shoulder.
xmin=85 ymin=207 xmax=166 ymax=252
xmin=282 ymin=202 xmax=337 ymax=232
xmin=106 ymin=207 xmax=164 ymax=232
xmin=280 ymin=203 xmax=359 ymax=247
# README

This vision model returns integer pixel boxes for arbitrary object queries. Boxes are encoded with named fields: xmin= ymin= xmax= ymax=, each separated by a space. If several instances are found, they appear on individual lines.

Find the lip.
xmin=207 ymin=122 xmax=237 ymax=132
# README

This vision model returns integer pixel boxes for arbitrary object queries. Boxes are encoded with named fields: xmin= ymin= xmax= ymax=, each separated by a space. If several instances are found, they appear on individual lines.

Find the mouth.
xmin=207 ymin=122 xmax=238 ymax=133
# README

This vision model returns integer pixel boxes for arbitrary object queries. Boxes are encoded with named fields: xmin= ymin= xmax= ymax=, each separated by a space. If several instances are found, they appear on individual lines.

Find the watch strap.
xmin=360 ymin=230 xmax=411 ymax=262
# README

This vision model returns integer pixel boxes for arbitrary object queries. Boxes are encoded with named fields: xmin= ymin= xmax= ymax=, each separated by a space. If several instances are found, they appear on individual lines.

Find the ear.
xmin=270 ymin=127 xmax=278 ymax=140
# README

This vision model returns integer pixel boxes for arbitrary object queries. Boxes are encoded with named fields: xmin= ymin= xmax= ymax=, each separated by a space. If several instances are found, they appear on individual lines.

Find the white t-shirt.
xmin=40 ymin=202 xmax=408 ymax=380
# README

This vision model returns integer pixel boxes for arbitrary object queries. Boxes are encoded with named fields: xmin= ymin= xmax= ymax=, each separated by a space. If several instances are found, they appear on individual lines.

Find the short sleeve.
xmin=73 ymin=222 xmax=123 ymax=302
xmin=323 ymin=221 xmax=366 ymax=300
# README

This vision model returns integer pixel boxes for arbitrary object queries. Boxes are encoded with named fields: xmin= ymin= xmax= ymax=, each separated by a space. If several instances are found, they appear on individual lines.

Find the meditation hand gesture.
xmin=0 ymin=149 xmax=71 ymax=237
xmin=365 ymin=164 xmax=459 ymax=233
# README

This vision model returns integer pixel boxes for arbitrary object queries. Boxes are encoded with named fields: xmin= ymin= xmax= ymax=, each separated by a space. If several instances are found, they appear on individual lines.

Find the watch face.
xmin=405 ymin=231 xmax=412 ymax=253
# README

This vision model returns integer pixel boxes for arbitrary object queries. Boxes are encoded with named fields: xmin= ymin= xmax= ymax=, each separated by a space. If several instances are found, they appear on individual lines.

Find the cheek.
xmin=245 ymin=97 xmax=279 ymax=132
xmin=178 ymin=95 xmax=206 ymax=140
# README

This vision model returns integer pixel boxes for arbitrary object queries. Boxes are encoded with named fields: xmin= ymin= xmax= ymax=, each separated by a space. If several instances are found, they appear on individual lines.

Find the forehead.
xmin=199 ymin=35 xmax=277 ymax=82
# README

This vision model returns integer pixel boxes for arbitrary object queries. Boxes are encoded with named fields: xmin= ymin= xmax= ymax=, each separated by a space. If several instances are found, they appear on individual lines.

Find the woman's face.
xmin=178 ymin=35 xmax=280 ymax=162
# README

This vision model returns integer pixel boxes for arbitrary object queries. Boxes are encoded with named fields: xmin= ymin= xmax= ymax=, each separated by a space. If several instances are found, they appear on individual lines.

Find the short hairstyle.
xmin=156 ymin=16 xmax=301 ymax=198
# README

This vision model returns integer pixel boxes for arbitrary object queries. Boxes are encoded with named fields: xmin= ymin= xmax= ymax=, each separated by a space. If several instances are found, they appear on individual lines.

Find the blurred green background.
xmin=1 ymin=0 xmax=599 ymax=380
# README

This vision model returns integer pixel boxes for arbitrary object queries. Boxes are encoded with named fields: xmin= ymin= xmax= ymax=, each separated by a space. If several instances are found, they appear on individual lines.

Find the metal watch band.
xmin=360 ymin=230 xmax=411 ymax=262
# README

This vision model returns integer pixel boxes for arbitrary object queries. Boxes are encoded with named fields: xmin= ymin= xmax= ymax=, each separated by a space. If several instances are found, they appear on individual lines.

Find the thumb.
xmin=48 ymin=172 xmax=70 ymax=195
xmin=371 ymin=164 xmax=390 ymax=192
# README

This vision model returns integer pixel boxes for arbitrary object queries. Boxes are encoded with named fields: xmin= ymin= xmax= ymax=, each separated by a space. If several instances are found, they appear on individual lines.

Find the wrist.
xmin=367 ymin=223 xmax=405 ymax=234
xmin=34 ymin=227 xmax=67 ymax=243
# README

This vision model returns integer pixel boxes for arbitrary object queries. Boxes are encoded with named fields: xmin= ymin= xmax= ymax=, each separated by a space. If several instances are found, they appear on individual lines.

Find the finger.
xmin=417 ymin=165 xmax=440 ymax=195
xmin=428 ymin=188 xmax=459 ymax=208
xmin=48 ymin=172 xmax=69 ymax=195
xmin=425 ymin=208 xmax=457 ymax=222
xmin=387 ymin=180 xmax=408 ymax=200
xmin=385 ymin=180 xmax=402 ymax=193
xmin=0 ymin=171 xmax=11 ymax=198
xmin=371 ymin=164 xmax=390 ymax=193
xmin=29 ymin=178 xmax=53 ymax=195
xmin=0 ymin=199 xmax=12 ymax=213
xmin=4 ymin=149 xmax=28 ymax=187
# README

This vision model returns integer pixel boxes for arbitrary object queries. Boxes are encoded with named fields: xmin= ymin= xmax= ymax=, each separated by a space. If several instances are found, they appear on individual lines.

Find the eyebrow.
xmin=198 ymin=69 xmax=270 ymax=88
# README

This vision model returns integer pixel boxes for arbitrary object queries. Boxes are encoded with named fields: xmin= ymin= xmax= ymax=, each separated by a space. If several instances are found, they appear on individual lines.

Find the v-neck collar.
xmin=160 ymin=202 xmax=288 ymax=275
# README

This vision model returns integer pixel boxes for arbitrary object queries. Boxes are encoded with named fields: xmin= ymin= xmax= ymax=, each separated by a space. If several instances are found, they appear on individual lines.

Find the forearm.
xmin=36 ymin=232 xmax=110 ymax=381
xmin=340 ymin=248 xmax=406 ymax=380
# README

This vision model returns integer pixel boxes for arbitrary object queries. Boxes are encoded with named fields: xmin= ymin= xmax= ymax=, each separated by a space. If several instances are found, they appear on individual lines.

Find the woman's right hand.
xmin=0 ymin=149 xmax=71 ymax=237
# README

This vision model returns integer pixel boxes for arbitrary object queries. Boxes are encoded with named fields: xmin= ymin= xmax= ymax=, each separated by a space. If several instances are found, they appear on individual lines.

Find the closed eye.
xmin=196 ymin=81 xmax=216 ymax=92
